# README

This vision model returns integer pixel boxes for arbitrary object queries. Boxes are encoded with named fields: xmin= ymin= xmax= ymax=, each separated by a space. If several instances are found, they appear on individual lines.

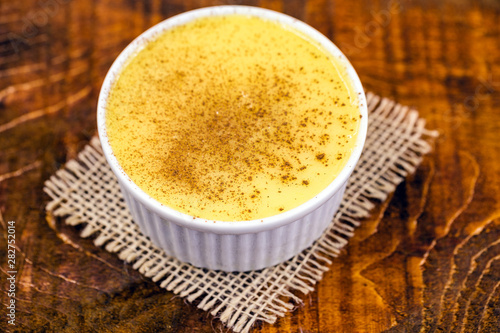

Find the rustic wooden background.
xmin=1 ymin=0 xmax=499 ymax=332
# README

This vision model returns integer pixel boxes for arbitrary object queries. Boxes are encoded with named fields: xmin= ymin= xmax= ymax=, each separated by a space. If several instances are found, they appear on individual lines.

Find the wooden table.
xmin=1 ymin=0 xmax=499 ymax=332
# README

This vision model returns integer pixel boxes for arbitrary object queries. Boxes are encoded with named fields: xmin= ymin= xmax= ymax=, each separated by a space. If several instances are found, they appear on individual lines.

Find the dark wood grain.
xmin=1 ymin=0 xmax=500 ymax=332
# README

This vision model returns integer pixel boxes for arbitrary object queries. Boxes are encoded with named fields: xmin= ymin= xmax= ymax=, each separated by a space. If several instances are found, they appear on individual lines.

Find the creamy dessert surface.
xmin=106 ymin=14 xmax=361 ymax=221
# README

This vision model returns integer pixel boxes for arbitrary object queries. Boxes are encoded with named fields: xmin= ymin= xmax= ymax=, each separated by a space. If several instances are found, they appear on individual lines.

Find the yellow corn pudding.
xmin=106 ymin=14 xmax=362 ymax=221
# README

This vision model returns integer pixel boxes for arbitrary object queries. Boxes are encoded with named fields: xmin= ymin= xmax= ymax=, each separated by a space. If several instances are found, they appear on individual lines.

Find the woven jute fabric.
xmin=44 ymin=92 xmax=437 ymax=333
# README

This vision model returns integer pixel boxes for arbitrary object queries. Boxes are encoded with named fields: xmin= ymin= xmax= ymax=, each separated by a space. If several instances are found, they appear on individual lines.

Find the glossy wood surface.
xmin=1 ymin=0 xmax=499 ymax=332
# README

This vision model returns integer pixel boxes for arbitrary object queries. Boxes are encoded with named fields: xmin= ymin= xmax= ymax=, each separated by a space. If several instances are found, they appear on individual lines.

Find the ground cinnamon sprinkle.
xmin=106 ymin=14 xmax=361 ymax=221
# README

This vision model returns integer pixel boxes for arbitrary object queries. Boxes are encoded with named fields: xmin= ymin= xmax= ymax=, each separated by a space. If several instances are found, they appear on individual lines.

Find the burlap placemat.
xmin=44 ymin=92 xmax=437 ymax=333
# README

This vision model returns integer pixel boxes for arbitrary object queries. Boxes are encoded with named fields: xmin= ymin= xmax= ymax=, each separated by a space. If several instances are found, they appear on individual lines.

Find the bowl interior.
xmin=97 ymin=5 xmax=368 ymax=234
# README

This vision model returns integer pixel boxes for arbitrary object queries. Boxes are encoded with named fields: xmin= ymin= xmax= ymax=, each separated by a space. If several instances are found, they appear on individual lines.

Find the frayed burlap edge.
xmin=44 ymin=92 xmax=437 ymax=333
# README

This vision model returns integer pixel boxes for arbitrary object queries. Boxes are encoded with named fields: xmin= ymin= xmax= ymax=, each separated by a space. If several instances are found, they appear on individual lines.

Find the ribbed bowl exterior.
xmin=119 ymin=179 xmax=347 ymax=271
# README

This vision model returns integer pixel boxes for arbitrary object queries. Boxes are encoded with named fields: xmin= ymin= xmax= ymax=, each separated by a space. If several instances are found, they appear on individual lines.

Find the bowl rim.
xmin=97 ymin=5 xmax=368 ymax=235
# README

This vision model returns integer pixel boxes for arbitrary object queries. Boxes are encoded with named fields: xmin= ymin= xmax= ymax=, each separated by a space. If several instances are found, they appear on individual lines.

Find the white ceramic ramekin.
xmin=97 ymin=6 xmax=368 ymax=272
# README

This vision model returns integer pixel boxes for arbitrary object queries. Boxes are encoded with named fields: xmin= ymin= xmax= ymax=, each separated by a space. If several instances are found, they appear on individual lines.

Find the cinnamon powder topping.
xmin=106 ymin=15 xmax=361 ymax=221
